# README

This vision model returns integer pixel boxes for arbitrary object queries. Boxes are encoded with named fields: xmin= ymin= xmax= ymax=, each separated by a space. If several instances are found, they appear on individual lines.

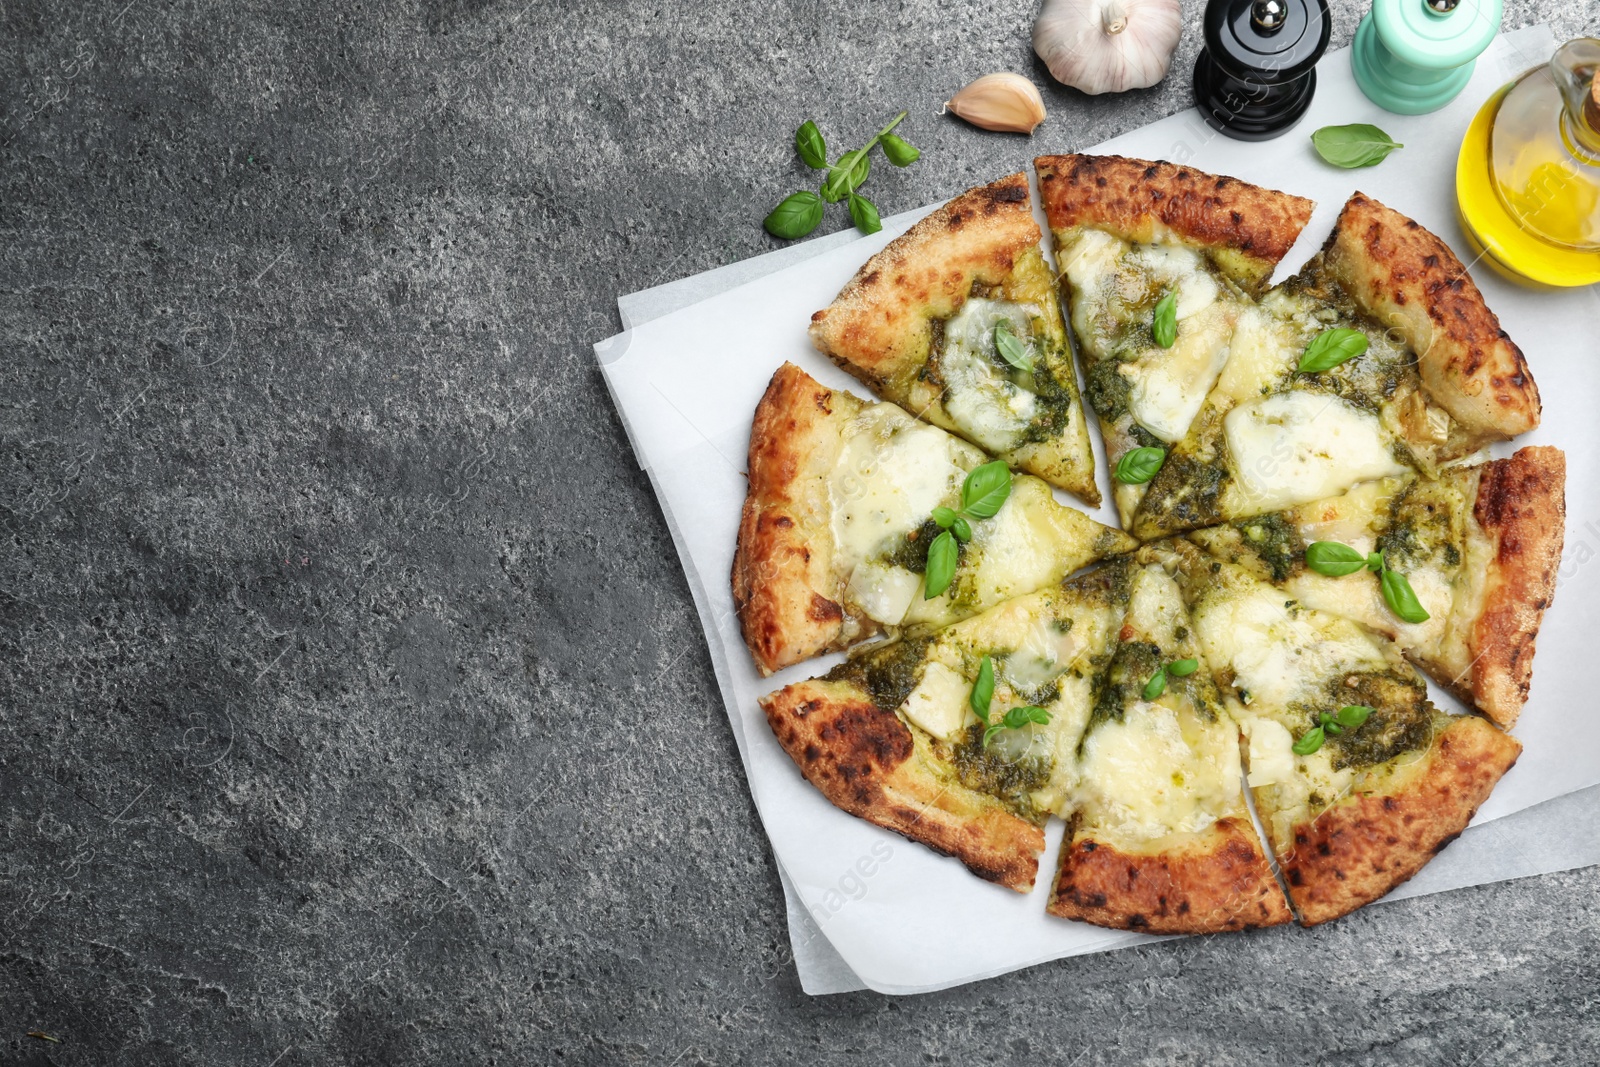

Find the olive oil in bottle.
xmin=1456 ymin=38 xmax=1600 ymax=286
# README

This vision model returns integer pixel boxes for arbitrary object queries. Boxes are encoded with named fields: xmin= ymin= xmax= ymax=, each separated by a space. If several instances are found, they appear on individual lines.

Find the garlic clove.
xmin=943 ymin=73 xmax=1048 ymax=135
xmin=1033 ymin=0 xmax=1183 ymax=96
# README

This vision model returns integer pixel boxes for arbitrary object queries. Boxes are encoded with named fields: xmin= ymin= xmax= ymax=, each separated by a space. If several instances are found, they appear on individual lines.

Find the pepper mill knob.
xmin=1192 ymin=0 xmax=1333 ymax=141
xmin=1352 ymin=0 xmax=1503 ymax=114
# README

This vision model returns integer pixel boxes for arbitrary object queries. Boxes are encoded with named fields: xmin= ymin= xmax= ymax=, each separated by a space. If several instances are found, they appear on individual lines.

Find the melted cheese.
xmin=1076 ymin=704 xmax=1240 ymax=840
xmin=844 ymin=560 xmax=923 ymax=626
xmin=1243 ymin=718 xmax=1295 ymax=788
xmin=1059 ymin=229 xmax=1126 ymax=312
xmin=1120 ymin=300 xmax=1236 ymax=442
xmin=898 ymin=661 xmax=971 ymax=740
xmin=828 ymin=406 xmax=963 ymax=569
xmin=938 ymin=298 xmax=1041 ymax=453
xmin=1223 ymin=392 xmax=1407 ymax=513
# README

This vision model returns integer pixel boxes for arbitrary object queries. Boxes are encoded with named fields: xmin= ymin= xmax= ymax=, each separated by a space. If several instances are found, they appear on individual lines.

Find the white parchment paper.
xmin=596 ymin=25 xmax=1600 ymax=995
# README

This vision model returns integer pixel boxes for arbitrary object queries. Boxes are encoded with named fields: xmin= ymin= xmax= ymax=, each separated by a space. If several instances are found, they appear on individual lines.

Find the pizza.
xmin=733 ymin=362 xmax=1134 ymax=675
xmin=808 ymin=172 xmax=1102 ymax=506
xmin=1188 ymin=446 xmax=1565 ymax=727
xmin=732 ymin=155 xmax=1566 ymax=934
xmin=1129 ymin=192 xmax=1541 ymax=540
xmin=1037 ymin=154 xmax=1313 ymax=529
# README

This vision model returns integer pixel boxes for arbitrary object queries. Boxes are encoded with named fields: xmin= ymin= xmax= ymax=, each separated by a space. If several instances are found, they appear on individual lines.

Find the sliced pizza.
xmin=734 ymin=362 xmax=1134 ymax=676
xmin=1132 ymin=193 xmax=1542 ymax=540
xmin=1163 ymin=540 xmax=1522 ymax=926
xmin=1036 ymin=154 xmax=1314 ymax=528
xmin=1048 ymin=555 xmax=1290 ymax=933
xmin=807 ymin=173 xmax=1101 ymax=505
xmin=1189 ymin=446 xmax=1566 ymax=728
xmin=761 ymin=561 xmax=1135 ymax=892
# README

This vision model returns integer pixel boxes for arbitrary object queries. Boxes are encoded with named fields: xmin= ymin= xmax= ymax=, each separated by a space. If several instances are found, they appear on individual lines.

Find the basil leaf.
xmin=931 ymin=506 xmax=958 ymax=529
xmin=1151 ymin=291 xmax=1178 ymax=348
xmin=1292 ymin=726 xmax=1326 ymax=756
xmin=821 ymin=150 xmax=870 ymax=202
xmin=1311 ymin=123 xmax=1404 ymax=169
xmin=1305 ymin=541 xmax=1369 ymax=577
xmin=960 ymin=461 xmax=1012 ymax=519
xmin=795 ymin=120 xmax=828 ymax=169
xmin=970 ymin=655 xmax=995 ymax=722
xmin=924 ymin=531 xmax=958 ymax=599
xmin=982 ymin=723 xmax=1006 ymax=748
xmin=881 ymin=133 xmax=920 ymax=167
xmin=992 ymin=320 xmax=1033 ymax=372
xmin=763 ymin=191 xmax=824 ymax=240
xmin=1114 ymin=447 xmax=1165 ymax=485
xmin=1026 ymin=706 xmax=1051 ymax=725
xmin=1380 ymin=567 xmax=1430 ymax=624
xmin=1142 ymin=667 xmax=1167 ymax=700
xmin=1168 ymin=658 xmax=1199 ymax=677
xmin=1366 ymin=551 xmax=1385 ymax=572
xmin=1337 ymin=704 xmax=1374 ymax=728
xmin=1002 ymin=706 xmax=1029 ymax=729
xmin=848 ymin=191 xmax=882 ymax=235
xmin=1298 ymin=328 xmax=1369 ymax=373
xmin=951 ymin=516 xmax=973 ymax=543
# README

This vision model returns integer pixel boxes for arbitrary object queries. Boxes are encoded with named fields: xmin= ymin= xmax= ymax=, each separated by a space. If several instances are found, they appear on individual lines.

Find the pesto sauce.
xmin=823 ymin=635 xmax=936 ymax=712
xmin=883 ymin=518 xmax=944 ymax=574
xmin=948 ymin=724 xmax=1051 ymax=821
xmin=1083 ymin=357 xmax=1132 ymax=424
xmin=1086 ymin=640 xmax=1165 ymax=734
xmin=1139 ymin=451 xmax=1226 ymax=532
xmin=1233 ymin=512 xmax=1303 ymax=582
xmin=1313 ymin=670 xmax=1435 ymax=771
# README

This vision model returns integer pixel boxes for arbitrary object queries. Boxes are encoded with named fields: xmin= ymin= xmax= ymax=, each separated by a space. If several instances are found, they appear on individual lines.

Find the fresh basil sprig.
xmin=967 ymin=655 xmax=1052 ymax=748
xmin=1151 ymin=291 xmax=1179 ymax=349
xmin=1115 ymin=446 xmax=1166 ymax=485
xmin=1304 ymin=542 xmax=1430 ymax=624
xmin=764 ymin=111 xmax=919 ymax=240
xmin=1292 ymin=704 xmax=1374 ymax=756
xmin=1311 ymin=124 xmax=1403 ymax=169
xmin=924 ymin=462 xmax=1013 ymax=599
xmin=992 ymin=320 xmax=1033 ymax=373
xmin=1142 ymin=657 xmax=1199 ymax=700
xmin=1298 ymin=328 xmax=1369 ymax=373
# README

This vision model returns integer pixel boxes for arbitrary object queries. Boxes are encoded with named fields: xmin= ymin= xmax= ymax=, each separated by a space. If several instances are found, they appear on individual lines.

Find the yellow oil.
xmin=1457 ymin=80 xmax=1600 ymax=286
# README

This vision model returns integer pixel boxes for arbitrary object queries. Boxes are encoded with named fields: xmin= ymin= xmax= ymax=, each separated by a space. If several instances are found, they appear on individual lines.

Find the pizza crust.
xmin=1035 ymin=153 xmax=1314 ymax=292
xmin=808 ymin=172 xmax=1039 ymax=386
xmin=1048 ymin=818 xmax=1292 ymax=933
xmin=1315 ymin=193 xmax=1540 ymax=440
xmin=1280 ymin=715 xmax=1521 ymax=926
xmin=732 ymin=363 xmax=866 ymax=675
xmin=762 ymin=678 xmax=1045 ymax=892
xmin=1463 ymin=445 xmax=1566 ymax=728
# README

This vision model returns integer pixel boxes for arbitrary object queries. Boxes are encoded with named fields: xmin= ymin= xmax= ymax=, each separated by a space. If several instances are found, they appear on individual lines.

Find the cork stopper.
xmin=1589 ymin=68 xmax=1600 ymax=133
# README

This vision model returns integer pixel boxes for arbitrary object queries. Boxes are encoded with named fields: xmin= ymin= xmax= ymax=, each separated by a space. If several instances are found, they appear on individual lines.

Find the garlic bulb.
xmin=943 ymin=73 xmax=1047 ymax=135
xmin=1033 ymin=0 xmax=1183 ymax=95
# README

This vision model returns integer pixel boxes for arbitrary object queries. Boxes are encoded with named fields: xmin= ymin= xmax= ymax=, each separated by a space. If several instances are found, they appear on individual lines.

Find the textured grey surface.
xmin=2 ymin=0 xmax=1598 ymax=1063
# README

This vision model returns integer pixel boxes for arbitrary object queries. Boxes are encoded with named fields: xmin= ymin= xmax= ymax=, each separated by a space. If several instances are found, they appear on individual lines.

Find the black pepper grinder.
xmin=1192 ymin=0 xmax=1333 ymax=140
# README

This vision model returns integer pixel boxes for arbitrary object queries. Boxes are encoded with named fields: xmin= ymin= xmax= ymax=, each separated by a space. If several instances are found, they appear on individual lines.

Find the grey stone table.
xmin=3 ymin=1 xmax=1597 ymax=1064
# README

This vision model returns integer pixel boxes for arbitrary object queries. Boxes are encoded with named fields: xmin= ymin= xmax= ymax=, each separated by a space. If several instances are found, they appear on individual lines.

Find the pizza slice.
xmin=807 ymin=173 xmax=1101 ymax=505
xmin=1132 ymin=193 xmax=1542 ymax=540
xmin=734 ymin=362 xmax=1135 ymax=676
xmin=760 ymin=560 xmax=1135 ymax=892
xmin=1036 ymin=154 xmax=1314 ymax=528
xmin=1048 ymin=554 xmax=1290 ymax=933
xmin=1189 ymin=446 xmax=1566 ymax=728
xmin=1164 ymin=540 xmax=1521 ymax=926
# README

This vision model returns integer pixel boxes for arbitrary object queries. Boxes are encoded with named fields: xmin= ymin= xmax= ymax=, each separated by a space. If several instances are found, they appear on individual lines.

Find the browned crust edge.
xmin=808 ymin=172 xmax=1038 ymax=384
xmin=1281 ymin=716 xmax=1521 ymax=926
xmin=1035 ymin=153 xmax=1314 ymax=292
xmin=1467 ymin=445 xmax=1566 ymax=728
xmin=1048 ymin=817 xmax=1293 ymax=933
xmin=731 ymin=363 xmax=861 ymax=676
xmin=761 ymin=678 xmax=1045 ymax=893
xmin=1318 ymin=192 xmax=1541 ymax=440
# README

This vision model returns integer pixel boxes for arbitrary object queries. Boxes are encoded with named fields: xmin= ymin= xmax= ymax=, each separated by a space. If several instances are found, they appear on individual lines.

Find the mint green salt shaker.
xmin=1351 ymin=0 xmax=1503 ymax=114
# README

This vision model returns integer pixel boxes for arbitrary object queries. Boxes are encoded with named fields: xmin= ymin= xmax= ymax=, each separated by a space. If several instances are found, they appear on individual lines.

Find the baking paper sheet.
xmin=597 ymin=25 xmax=1600 ymax=995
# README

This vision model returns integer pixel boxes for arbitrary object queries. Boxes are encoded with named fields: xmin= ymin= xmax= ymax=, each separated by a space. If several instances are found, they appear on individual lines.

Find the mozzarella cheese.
xmin=1223 ymin=392 xmax=1408 ymax=513
xmin=828 ymin=405 xmax=963 ymax=569
xmin=938 ymin=298 xmax=1041 ymax=454
xmin=897 ymin=661 xmax=971 ymax=740
xmin=1076 ymin=703 xmax=1241 ymax=841
xmin=1243 ymin=718 xmax=1295 ymax=788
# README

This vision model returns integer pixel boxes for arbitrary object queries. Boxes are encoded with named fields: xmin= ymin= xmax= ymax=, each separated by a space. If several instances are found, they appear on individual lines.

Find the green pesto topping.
xmin=949 ymin=723 xmax=1052 ymax=820
xmin=1083 ymin=357 xmax=1133 ymax=424
xmin=1087 ymin=640 xmax=1165 ymax=733
xmin=1234 ymin=512 xmax=1303 ymax=582
xmin=884 ymin=518 xmax=944 ymax=574
xmin=1314 ymin=671 xmax=1434 ymax=771
xmin=823 ymin=635 xmax=935 ymax=712
xmin=1138 ymin=451 xmax=1226 ymax=532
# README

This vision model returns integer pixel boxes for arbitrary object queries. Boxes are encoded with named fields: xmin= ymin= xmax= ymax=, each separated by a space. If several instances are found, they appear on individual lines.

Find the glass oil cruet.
xmin=1457 ymin=38 xmax=1600 ymax=286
